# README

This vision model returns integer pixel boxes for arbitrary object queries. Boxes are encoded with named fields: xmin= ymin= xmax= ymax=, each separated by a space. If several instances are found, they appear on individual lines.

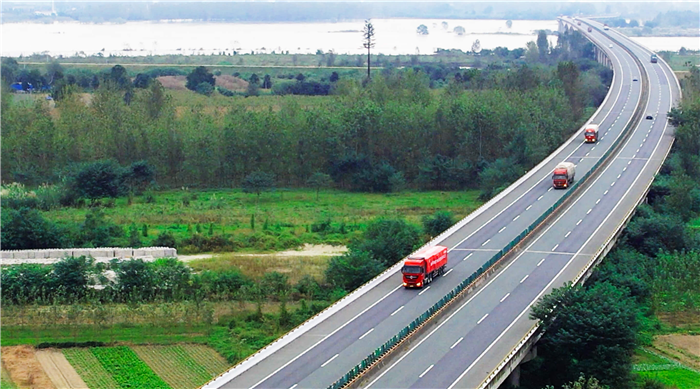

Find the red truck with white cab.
xmin=552 ymin=162 xmax=576 ymax=189
xmin=584 ymin=124 xmax=599 ymax=143
xmin=401 ymin=245 xmax=448 ymax=288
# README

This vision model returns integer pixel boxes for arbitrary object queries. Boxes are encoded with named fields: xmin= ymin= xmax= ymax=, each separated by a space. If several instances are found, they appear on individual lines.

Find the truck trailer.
xmin=552 ymin=162 xmax=576 ymax=189
xmin=401 ymin=245 xmax=448 ymax=288
xmin=584 ymin=124 xmax=600 ymax=143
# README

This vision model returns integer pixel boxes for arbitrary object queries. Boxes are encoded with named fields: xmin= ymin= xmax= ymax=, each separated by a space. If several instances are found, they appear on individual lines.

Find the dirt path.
xmin=178 ymin=244 xmax=347 ymax=261
xmin=1 ymin=346 xmax=56 ymax=389
xmin=35 ymin=350 xmax=88 ymax=389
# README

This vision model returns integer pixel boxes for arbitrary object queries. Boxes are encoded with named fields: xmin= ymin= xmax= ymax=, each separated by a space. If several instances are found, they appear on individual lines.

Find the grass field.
xmin=44 ymin=188 xmax=481 ymax=252
xmin=634 ymin=349 xmax=700 ymax=389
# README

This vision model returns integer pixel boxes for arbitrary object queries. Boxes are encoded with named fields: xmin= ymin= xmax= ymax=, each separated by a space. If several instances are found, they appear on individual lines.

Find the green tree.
xmin=196 ymin=82 xmax=214 ymax=96
xmin=453 ymin=26 xmax=466 ymax=36
xmin=262 ymin=74 xmax=272 ymax=89
xmin=66 ymin=160 xmax=126 ymax=201
xmin=114 ymin=259 xmax=156 ymax=302
xmin=52 ymin=256 xmax=95 ymax=302
xmin=151 ymin=257 xmax=191 ymax=301
xmin=0 ymin=208 xmax=66 ymax=250
xmin=326 ymin=250 xmax=385 ymax=291
xmin=557 ymin=61 xmax=583 ymax=119
xmin=261 ymin=271 xmax=291 ymax=300
xmin=530 ymin=282 xmax=638 ymax=388
xmin=351 ymin=218 xmax=421 ymax=266
xmin=108 ymin=65 xmax=131 ymax=89
xmin=306 ymin=172 xmax=332 ymax=200
xmin=537 ymin=30 xmax=549 ymax=61
xmin=185 ymin=66 xmax=215 ymax=91
xmin=422 ymin=211 xmax=455 ymax=238
xmin=416 ymin=24 xmax=429 ymax=35
xmin=242 ymin=171 xmax=275 ymax=201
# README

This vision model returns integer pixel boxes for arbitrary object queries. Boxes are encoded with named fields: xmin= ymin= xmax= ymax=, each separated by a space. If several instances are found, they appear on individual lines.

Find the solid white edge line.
xmin=213 ymin=22 xmax=635 ymax=389
xmin=448 ymin=29 xmax=676 ymax=389
xmin=367 ymin=100 xmax=653 ymax=387
xmin=240 ymin=284 xmax=402 ymax=389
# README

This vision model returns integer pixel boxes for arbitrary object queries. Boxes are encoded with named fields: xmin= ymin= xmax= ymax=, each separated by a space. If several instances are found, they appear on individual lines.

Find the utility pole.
xmin=362 ymin=20 xmax=375 ymax=79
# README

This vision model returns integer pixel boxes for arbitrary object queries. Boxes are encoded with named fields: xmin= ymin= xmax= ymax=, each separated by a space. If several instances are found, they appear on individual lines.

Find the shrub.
xmin=325 ymin=251 xmax=385 ymax=291
xmin=350 ymin=218 xmax=421 ymax=267
xmin=422 ymin=210 xmax=456 ymax=238
xmin=0 ymin=207 xmax=66 ymax=250
xmin=152 ymin=231 xmax=177 ymax=248
xmin=65 ymin=160 xmax=127 ymax=201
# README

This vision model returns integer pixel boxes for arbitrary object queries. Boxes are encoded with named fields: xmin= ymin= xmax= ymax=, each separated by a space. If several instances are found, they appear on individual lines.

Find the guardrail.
xmin=327 ymin=18 xmax=650 ymax=389
xmin=474 ymin=18 xmax=656 ymax=389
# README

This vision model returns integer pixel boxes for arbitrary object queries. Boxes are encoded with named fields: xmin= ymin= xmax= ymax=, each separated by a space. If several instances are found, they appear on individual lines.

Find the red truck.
xmin=584 ymin=124 xmax=599 ymax=143
xmin=553 ymin=162 xmax=576 ymax=189
xmin=401 ymin=245 xmax=448 ymax=288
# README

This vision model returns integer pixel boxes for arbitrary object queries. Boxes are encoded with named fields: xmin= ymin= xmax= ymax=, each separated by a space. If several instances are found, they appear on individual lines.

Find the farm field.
xmin=132 ymin=345 xmax=229 ymax=389
xmin=2 ymin=341 xmax=275 ymax=388
xmin=633 ymin=336 xmax=700 ymax=389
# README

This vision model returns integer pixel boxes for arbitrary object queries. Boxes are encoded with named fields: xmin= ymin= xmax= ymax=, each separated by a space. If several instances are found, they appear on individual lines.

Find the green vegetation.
xmin=521 ymin=67 xmax=700 ymax=389
xmin=634 ymin=350 xmax=700 ymax=389
xmin=91 ymin=346 xmax=170 ymax=389
xmin=132 ymin=345 xmax=226 ymax=389
xmin=1 ymin=186 xmax=480 ymax=253
xmin=0 ymin=365 xmax=16 ymax=389
xmin=63 ymin=348 xmax=121 ymax=389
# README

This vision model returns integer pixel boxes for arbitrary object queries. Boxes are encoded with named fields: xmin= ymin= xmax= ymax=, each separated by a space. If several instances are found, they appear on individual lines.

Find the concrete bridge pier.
xmin=505 ymin=345 xmax=537 ymax=387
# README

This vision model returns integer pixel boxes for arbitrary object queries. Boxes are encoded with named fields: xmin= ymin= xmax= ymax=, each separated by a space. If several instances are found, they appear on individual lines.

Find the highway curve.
xmin=205 ymin=18 xmax=678 ymax=389
xmin=359 ymin=19 xmax=680 ymax=389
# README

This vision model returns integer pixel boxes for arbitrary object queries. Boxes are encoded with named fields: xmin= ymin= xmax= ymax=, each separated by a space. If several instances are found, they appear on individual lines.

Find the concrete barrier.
xmin=0 ymin=247 xmax=177 ymax=264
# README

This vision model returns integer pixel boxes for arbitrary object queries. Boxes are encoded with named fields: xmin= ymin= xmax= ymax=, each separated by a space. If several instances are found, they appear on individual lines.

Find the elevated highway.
xmin=205 ymin=18 xmax=679 ymax=389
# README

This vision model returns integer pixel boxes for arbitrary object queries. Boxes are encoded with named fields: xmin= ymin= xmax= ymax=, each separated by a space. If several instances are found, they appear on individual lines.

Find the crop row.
xmin=91 ymin=346 xmax=170 ymax=389
xmin=63 ymin=348 xmax=120 ymax=389
xmin=180 ymin=344 xmax=229 ymax=376
xmin=132 ymin=345 xmax=210 ymax=389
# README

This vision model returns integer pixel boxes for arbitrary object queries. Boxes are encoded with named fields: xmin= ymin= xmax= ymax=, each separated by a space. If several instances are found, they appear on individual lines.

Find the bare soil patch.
xmin=179 ymin=244 xmax=347 ymax=262
xmin=157 ymin=76 xmax=188 ymax=90
xmin=35 ymin=349 xmax=88 ymax=389
xmin=215 ymin=75 xmax=248 ymax=91
xmin=1 ymin=346 xmax=56 ymax=389
xmin=654 ymin=335 xmax=700 ymax=370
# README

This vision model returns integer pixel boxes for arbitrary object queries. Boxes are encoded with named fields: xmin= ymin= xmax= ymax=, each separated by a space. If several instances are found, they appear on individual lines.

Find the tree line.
xmin=2 ymin=61 xmax=610 ymax=200
xmin=1 ymin=211 xmax=454 ymax=306
xmin=522 ymin=66 xmax=700 ymax=389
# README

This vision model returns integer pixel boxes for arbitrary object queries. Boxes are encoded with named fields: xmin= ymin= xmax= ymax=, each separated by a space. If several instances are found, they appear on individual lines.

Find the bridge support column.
xmin=505 ymin=345 xmax=537 ymax=387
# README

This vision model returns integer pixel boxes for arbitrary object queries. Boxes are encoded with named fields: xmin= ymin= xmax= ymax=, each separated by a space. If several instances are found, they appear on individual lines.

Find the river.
xmin=2 ymin=19 xmax=696 ymax=58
